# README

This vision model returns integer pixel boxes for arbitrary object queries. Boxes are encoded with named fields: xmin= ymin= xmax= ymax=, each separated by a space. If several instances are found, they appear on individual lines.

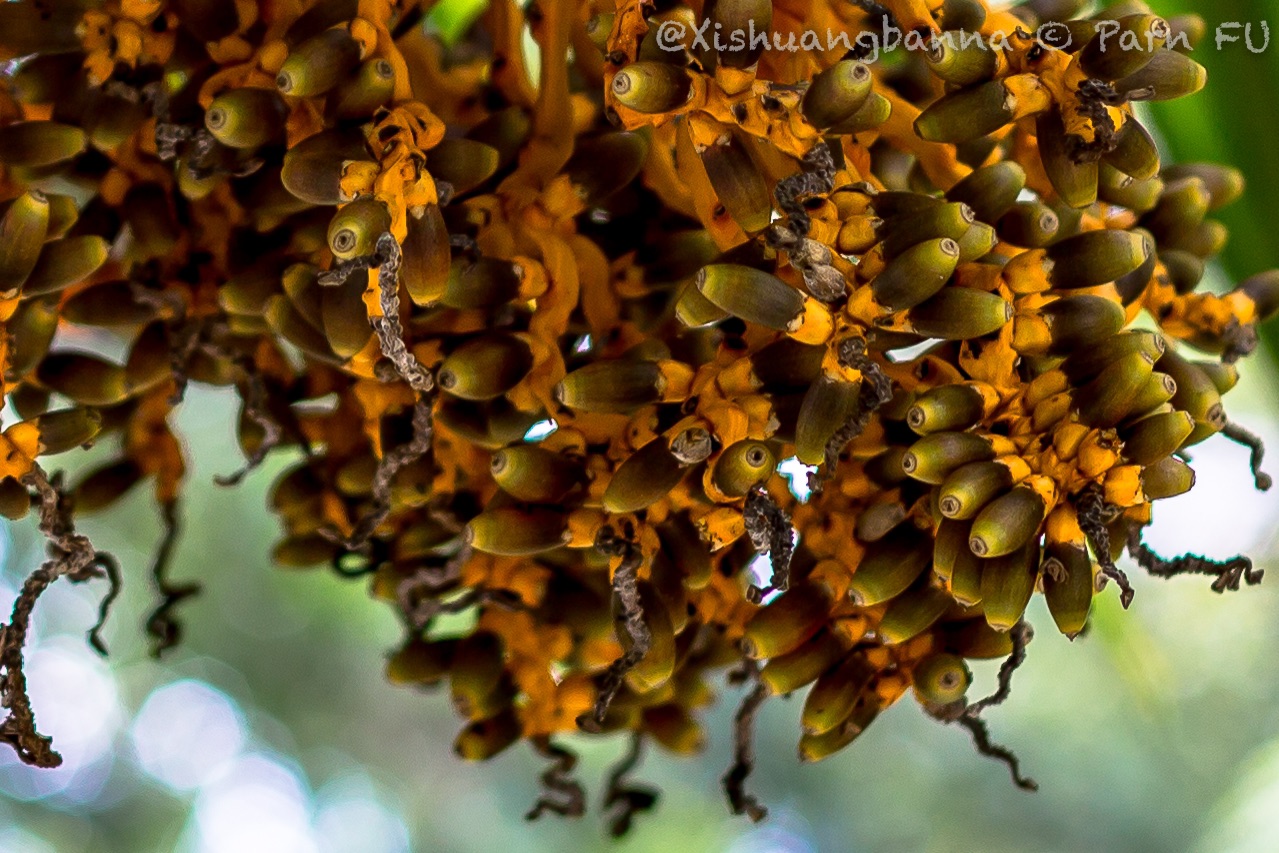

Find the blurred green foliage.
xmin=1148 ymin=0 xmax=1279 ymax=345
xmin=6 ymin=3 xmax=1279 ymax=852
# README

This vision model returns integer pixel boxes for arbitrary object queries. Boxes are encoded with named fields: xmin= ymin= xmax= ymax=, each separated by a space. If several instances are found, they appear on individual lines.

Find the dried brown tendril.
xmin=603 ymin=734 xmax=659 ymax=838
xmin=525 ymin=738 xmax=587 ymax=822
xmin=1127 ymin=528 xmax=1262 ymax=594
xmin=580 ymin=528 xmax=648 ymax=732
xmin=1077 ymin=485 xmax=1135 ymax=609
xmin=144 ymin=500 xmax=199 ymax=659
xmin=1 ymin=468 xmax=108 ymax=767
xmin=723 ymin=664 xmax=769 ymax=823
xmin=744 ymin=485 xmax=795 ymax=604
xmin=1221 ymin=420 xmax=1272 ymax=492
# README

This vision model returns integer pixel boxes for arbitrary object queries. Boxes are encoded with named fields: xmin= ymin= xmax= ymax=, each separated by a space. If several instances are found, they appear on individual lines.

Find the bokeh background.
xmin=6 ymin=1 xmax=1279 ymax=851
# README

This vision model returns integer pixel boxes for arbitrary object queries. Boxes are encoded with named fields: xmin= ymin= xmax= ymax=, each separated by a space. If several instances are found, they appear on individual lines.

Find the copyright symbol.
xmin=1036 ymin=21 xmax=1072 ymax=51
xmin=655 ymin=20 xmax=687 ymax=51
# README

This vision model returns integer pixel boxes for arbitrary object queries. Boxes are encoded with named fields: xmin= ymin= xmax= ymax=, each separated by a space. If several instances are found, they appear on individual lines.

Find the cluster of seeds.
xmin=0 ymin=0 xmax=1275 ymax=833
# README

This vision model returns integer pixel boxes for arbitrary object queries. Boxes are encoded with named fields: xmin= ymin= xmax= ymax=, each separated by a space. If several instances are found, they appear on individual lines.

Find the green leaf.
xmin=1143 ymin=2 xmax=1279 ymax=350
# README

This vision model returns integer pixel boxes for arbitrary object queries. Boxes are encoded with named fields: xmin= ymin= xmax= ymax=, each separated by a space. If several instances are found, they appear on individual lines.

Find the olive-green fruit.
xmin=386 ymin=638 xmax=456 ymax=686
xmin=1074 ymin=351 xmax=1156 ymax=428
xmin=1158 ymin=346 xmax=1226 ymax=443
xmin=1042 ymin=543 xmax=1094 ymax=638
xmin=62 ymin=281 xmax=155 ymax=327
xmin=1037 ymin=111 xmax=1098 ymax=209
xmin=1060 ymin=330 xmax=1163 ymax=384
xmin=612 ymin=62 xmax=692 ymax=113
xmin=742 ymin=583 xmax=832 ymax=659
xmin=0 ymin=190 xmax=50 ymax=297
xmin=465 ymin=507 xmax=570 ymax=556
xmin=908 ymin=384 xmax=988 ymax=435
xmin=1196 ymin=361 xmax=1239 ymax=396
xmin=5 ymin=296 xmax=59 ymax=377
xmin=34 ymin=407 xmax=102 ymax=455
xmin=801 ymin=654 xmax=875 ymax=736
xmin=1105 ymin=118 xmax=1161 ymax=180
xmin=441 ymin=257 xmax=523 ymax=311
xmin=454 ymin=708 xmax=520 ymax=760
xmin=698 ymin=132 xmax=773 ymax=233
xmin=907 ymin=287 xmax=1012 ymax=339
xmin=1160 ymin=249 xmax=1205 ymax=295
xmin=1162 ymin=163 xmax=1244 ymax=211
xmin=603 ymin=436 xmax=691 ymax=514
xmin=1166 ymin=14 xmax=1206 ymax=51
xmin=35 ymin=353 xmax=128 ymax=407
xmin=1240 ymin=270 xmax=1279 ymax=321
xmin=802 ymin=61 xmax=873 ymax=129
xmin=1098 ymin=164 xmax=1164 ymax=213
xmin=204 ymin=88 xmax=288 ymax=149
xmin=20 ymin=236 xmax=109 ymax=298
xmin=1141 ymin=455 xmax=1195 ymax=499
xmin=584 ymin=13 xmax=614 ymax=52
xmin=1114 ymin=232 xmax=1159 ymax=304
xmin=980 ymin=541 xmax=1039 ymax=631
xmin=320 ymin=270 xmax=373 ymax=358
xmin=949 ymin=547 xmax=984 ymax=606
xmin=933 ymin=518 xmax=971 ymax=581
xmin=276 ymin=27 xmax=361 ymax=97
xmin=272 ymin=534 xmax=340 ymax=568
xmin=879 ymin=583 xmax=951 ymax=644
xmin=912 ymin=653 xmax=972 ymax=705
xmin=847 ymin=525 xmax=932 ymax=606
xmin=1142 ymin=177 xmax=1210 ymax=244
xmin=870 ymin=499 xmax=920 ymax=548
xmin=328 ymin=197 xmax=391 ymax=260
xmin=826 ymin=92 xmax=892 ymax=135
xmin=711 ymin=0 xmax=773 ymax=68
xmin=1121 ymin=410 xmax=1195 ymax=465
xmin=696 ymin=264 xmax=805 ymax=330
xmin=429 ymin=138 xmax=502 ymax=199
xmin=902 ymin=432 xmax=996 ymax=485
xmin=759 ymin=629 xmax=845 ymax=695
xmin=798 ymin=692 xmax=881 ymax=762
xmin=713 ymin=441 xmax=776 ymax=498
xmin=946 ymin=161 xmax=1026 ymax=223
xmin=1037 ymin=295 xmax=1128 ymax=356
xmin=330 ymin=58 xmax=397 ymax=119
xmin=879 ymin=203 xmax=974 ymax=258
xmin=555 ymin=359 xmax=664 ymax=414
xmin=914 ymin=79 xmax=1017 ymax=144
xmin=939 ymin=460 xmax=1017 ymax=520
xmin=437 ymin=335 xmax=534 ymax=401
xmin=0 ymin=478 xmax=31 ymax=521
xmin=970 ymin=486 xmax=1045 ymax=558
xmin=956 ymin=222 xmax=998 ymax=262
xmin=1046 ymin=229 xmax=1150 ymax=288
xmin=281 ymin=129 xmax=369 ymax=205
xmin=1080 ymin=15 xmax=1169 ymax=80
xmin=398 ymin=203 xmax=452 ymax=306
xmin=925 ymin=38 xmax=999 ymax=86
xmin=794 ymin=375 xmax=861 ymax=466
xmin=1124 ymin=371 xmax=1178 ymax=421
xmin=0 ymin=121 xmax=86 ymax=168
xmin=1114 ymin=49 xmax=1206 ymax=101
xmin=490 ymin=445 xmax=583 ymax=503
xmin=998 ymin=202 xmax=1059 ymax=248
xmin=450 ymin=631 xmax=510 ymax=720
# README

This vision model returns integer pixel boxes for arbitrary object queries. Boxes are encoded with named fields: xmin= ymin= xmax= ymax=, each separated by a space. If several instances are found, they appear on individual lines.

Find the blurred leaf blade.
xmin=1145 ymin=2 xmax=1279 ymax=353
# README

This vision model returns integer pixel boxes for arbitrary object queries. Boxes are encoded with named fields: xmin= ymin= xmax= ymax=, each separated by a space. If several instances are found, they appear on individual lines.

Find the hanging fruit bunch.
xmin=0 ymin=0 xmax=1274 ymax=834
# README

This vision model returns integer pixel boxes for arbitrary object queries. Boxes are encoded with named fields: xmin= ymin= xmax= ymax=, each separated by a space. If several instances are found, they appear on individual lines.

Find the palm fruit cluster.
xmin=0 ymin=0 xmax=1275 ymax=832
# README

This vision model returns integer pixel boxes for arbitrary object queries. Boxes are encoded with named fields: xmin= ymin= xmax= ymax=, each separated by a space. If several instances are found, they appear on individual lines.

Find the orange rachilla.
xmin=0 ymin=0 xmax=1275 ymax=835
